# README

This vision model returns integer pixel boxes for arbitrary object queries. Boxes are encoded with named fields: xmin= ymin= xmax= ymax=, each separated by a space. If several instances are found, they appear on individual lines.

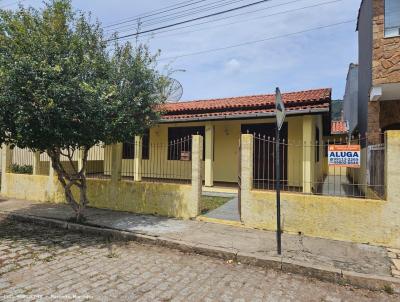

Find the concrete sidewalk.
xmin=0 ymin=197 xmax=398 ymax=291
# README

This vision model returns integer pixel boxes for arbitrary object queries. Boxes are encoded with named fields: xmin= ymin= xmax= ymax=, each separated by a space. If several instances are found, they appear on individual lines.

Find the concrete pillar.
xmin=302 ymin=116 xmax=313 ymax=193
xmin=77 ymin=149 xmax=85 ymax=174
xmin=1 ymin=144 xmax=12 ymax=175
xmin=205 ymin=124 xmax=214 ymax=187
xmin=134 ymin=136 xmax=142 ymax=182
xmin=1 ymin=144 xmax=12 ymax=195
xmin=111 ymin=143 xmax=123 ymax=183
xmin=240 ymin=134 xmax=253 ymax=223
xmin=33 ymin=152 xmax=41 ymax=175
xmin=190 ymin=135 xmax=203 ymax=217
xmin=49 ymin=156 xmax=55 ymax=178
xmin=385 ymin=131 xmax=400 ymax=201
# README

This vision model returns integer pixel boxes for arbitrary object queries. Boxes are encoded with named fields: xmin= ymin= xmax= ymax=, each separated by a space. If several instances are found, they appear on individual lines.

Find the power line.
xmin=158 ymin=19 xmax=355 ymax=61
xmin=106 ymin=0 xmax=274 ymax=42
xmin=103 ymin=0 xmax=209 ymax=29
xmin=119 ymin=0 xmax=340 ymax=42
xmin=105 ymin=0 xmax=247 ymax=33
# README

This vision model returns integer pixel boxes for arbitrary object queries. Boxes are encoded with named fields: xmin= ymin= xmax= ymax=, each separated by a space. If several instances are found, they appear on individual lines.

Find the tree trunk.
xmin=47 ymin=147 xmax=89 ymax=222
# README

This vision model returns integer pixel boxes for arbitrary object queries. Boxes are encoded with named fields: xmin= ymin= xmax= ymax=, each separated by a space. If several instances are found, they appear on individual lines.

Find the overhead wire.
xmin=158 ymin=19 xmax=356 ymax=61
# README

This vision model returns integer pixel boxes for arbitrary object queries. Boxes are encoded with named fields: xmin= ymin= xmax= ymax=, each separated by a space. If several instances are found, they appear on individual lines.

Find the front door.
xmin=241 ymin=123 xmax=288 ymax=189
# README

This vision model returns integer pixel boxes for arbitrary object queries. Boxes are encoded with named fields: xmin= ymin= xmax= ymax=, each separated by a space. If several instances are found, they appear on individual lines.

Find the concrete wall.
xmin=0 ymin=174 xmax=197 ymax=219
xmin=0 ymin=137 xmax=203 ymax=219
xmin=240 ymin=131 xmax=400 ymax=248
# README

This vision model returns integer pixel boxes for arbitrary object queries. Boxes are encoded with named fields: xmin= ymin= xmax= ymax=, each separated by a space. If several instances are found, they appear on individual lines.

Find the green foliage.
xmin=9 ymin=164 xmax=33 ymax=174
xmin=200 ymin=196 xmax=231 ymax=215
xmin=0 ymin=0 xmax=169 ymax=218
xmin=331 ymin=100 xmax=343 ymax=121
xmin=0 ymin=0 xmax=167 ymax=150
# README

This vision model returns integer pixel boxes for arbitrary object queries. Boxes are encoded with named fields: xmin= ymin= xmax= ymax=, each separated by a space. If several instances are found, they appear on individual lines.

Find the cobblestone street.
xmin=0 ymin=218 xmax=398 ymax=302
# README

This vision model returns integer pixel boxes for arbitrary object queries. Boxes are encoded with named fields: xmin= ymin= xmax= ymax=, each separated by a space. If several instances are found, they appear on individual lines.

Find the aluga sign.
xmin=328 ymin=145 xmax=361 ymax=168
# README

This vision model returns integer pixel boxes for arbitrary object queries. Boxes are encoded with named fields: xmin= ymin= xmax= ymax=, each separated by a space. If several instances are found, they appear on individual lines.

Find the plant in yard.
xmin=0 ymin=0 xmax=169 ymax=221
xmin=9 ymin=164 xmax=33 ymax=175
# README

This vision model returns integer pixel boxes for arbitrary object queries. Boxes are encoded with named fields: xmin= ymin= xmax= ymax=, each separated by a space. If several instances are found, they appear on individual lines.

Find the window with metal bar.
xmin=167 ymin=126 xmax=205 ymax=160
xmin=122 ymin=129 xmax=150 ymax=159
xmin=385 ymin=0 xmax=400 ymax=37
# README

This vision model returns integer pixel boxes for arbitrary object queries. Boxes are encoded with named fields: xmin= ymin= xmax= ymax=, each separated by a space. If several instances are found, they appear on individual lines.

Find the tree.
xmin=0 ymin=0 xmax=168 ymax=221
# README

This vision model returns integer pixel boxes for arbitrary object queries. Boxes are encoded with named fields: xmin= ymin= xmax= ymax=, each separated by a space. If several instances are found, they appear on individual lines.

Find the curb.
xmin=196 ymin=216 xmax=245 ymax=228
xmin=1 ymin=211 xmax=399 ymax=294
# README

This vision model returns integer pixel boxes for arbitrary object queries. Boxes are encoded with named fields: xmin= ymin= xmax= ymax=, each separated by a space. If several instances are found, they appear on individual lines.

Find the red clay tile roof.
xmin=160 ymin=88 xmax=331 ymax=121
xmin=331 ymin=120 xmax=349 ymax=134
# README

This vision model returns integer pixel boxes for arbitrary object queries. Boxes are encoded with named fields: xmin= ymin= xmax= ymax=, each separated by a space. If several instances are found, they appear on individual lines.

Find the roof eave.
xmin=159 ymin=107 xmax=329 ymax=123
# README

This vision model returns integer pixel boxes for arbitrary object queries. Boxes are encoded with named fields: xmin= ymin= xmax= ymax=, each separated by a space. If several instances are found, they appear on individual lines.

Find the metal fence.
xmin=367 ymin=143 xmax=385 ymax=198
xmin=122 ymin=136 xmax=192 ymax=183
xmin=252 ymin=133 xmax=385 ymax=199
xmin=10 ymin=147 xmax=34 ymax=174
xmin=85 ymin=144 xmax=111 ymax=179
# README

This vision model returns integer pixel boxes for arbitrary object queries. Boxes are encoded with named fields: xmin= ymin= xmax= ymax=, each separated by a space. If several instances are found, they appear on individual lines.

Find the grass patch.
xmin=200 ymin=196 xmax=231 ymax=215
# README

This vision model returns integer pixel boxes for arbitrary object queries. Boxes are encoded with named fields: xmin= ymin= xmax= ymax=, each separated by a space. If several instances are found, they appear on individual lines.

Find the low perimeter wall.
xmin=1 ymin=173 xmax=198 ymax=219
xmin=1 ymin=135 xmax=203 ymax=219
xmin=240 ymin=131 xmax=400 ymax=248
xmin=242 ymin=190 xmax=399 ymax=248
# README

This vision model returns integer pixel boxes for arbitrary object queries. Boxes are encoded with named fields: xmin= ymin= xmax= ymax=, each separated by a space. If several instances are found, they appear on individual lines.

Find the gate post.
xmin=134 ymin=136 xmax=142 ymax=182
xmin=1 ymin=144 xmax=12 ymax=195
xmin=385 ymin=131 xmax=400 ymax=201
xmin=111 ymin=143 xmax=123 ymax=183
xmin=77 ymin=149 xmax=85 ymax=175
xmin=33 ymin=151 xmax=41 ymax=175
xmin=240 ymin=134 xmax=253 ymax=221
xmin=190 ymin=135 xmax=203 ymax=218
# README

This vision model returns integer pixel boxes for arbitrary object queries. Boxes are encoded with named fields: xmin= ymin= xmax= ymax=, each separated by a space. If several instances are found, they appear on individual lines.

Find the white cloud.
xmin=224 ymin=58 xmax=241 ymax=74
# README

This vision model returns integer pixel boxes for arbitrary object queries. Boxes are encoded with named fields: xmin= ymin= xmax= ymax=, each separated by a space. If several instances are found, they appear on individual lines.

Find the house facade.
xmin=110 ymin=88 xmax=332 ymax=191
xmin=356 ymin=0 xmax=400 ymax=141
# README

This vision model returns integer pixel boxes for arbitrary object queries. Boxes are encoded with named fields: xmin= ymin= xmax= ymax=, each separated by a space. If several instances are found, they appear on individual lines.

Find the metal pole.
xmin=276 ymin=126 xmax=282 ymax=255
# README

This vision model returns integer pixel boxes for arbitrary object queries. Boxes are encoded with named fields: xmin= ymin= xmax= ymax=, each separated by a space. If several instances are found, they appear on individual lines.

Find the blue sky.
xmin=2 ymin=0 xmax=362 ymax=100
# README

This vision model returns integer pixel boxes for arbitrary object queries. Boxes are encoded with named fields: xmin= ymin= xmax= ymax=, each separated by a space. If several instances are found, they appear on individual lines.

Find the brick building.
xmin=349 ymin=0 xmax=400 ymax=142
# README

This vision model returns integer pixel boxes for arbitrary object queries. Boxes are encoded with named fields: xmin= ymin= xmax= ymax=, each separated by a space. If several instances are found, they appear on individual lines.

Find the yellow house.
xmin=104 ymin=88 xmax=332 ymax=192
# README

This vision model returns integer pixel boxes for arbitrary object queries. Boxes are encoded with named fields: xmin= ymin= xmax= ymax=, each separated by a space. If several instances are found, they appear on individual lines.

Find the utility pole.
xmin=275 ymin=87 xmax=286 ymax=255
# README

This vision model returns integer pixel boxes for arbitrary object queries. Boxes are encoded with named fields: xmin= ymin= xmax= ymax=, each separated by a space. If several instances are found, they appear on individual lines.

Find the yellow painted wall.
xmin=287 ymin=118 xmax=303 ymax=187
xmin=1 ymin=173 xmax=197 ymax=219
xmin=84 ymin=179 xmax=195 ymax=218
xmin=242 ymin=190 xmax=400 ymax=248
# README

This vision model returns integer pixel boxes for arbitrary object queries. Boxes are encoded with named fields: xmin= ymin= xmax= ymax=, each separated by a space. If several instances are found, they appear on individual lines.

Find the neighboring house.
xmin=331 ymin=120 xmax=349 ymax=136
xmin=343 ymin=63 xmax=359 ymax=135
xmin=354 ymin=0 xmax=400 ymax=142
xmin=111 ymin=88 xmax=332 ymax=188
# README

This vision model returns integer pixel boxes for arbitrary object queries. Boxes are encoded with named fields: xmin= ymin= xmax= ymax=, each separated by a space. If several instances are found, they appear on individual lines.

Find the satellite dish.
xmin=163 ymin=78 xmax=183 ymax=103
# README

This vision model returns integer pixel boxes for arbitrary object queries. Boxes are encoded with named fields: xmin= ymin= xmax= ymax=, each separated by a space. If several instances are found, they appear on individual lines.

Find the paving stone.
xmin=393 ymin=259 xmax=400 ymax=270
xmin=0 ymin=219 xmax=398 ymax=301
